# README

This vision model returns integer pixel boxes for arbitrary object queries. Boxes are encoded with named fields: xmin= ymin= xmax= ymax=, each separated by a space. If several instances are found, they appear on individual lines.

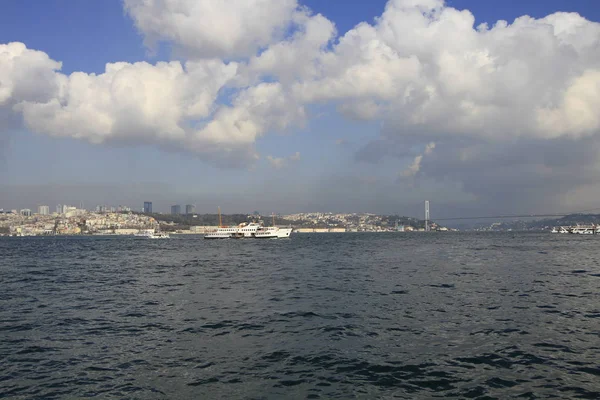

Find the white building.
xmin=63 ymin=205 xmax=77 ymax=214
xmin=38 ymin=205 xmax=50 ymax=215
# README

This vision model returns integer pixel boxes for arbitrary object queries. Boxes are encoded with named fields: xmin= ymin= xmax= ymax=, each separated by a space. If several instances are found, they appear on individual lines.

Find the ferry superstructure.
xmin=204 ymin=222 xmax=263 ymax=239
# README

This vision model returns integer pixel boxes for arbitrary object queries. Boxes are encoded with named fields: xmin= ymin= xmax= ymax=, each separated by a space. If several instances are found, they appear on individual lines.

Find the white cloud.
xmin=124 ymin=0 xmax=299 ymax=59
xmin=191 ymin=82 xmax=304 ymax=147
xmin=284 ymin=0 xmax=600 ymax=144
xmin=266 ymin=156 xmax=286 ymax=169
xmin=424 ymin=142 xmax=435 ymax=155
xmin=267 ymin=151 xmax=301 ymax=169
xmin=0 ymin=42 xmax=62 ymax=107
xmin=1 ymin=42 xmax=306 ymax=167
xmin=244 ymin=11 xmax=336 ymax=84
xmin=401 ymin=142 xmax=435 ymax=177
xmin=401 ymin=154 xmax=423 ymax=177
xmin=3 ymin=0 xmax=600 ymax=186
xmin=536 ymin=69 xmax=600 ymax=138
xmin=13 ymin=56 xmax=257 ymax=161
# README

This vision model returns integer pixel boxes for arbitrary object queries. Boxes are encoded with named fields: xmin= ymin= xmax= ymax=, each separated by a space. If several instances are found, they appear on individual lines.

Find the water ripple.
xmin=0 ymin=233 xmax=599 ymax=398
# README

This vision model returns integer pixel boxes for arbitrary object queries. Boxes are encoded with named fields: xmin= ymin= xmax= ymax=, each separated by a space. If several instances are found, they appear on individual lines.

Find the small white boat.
xmin=134 ymin=229 xmax=155 ymax=237
xmin=149 ymin=232 xmax=170 ymax=239
xmin=135 ymin=229 xmax=170 ymax=239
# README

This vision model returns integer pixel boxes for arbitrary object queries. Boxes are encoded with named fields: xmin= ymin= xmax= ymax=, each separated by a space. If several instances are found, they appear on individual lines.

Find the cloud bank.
xmin=2 ymin=0 xmax=600 ymax=211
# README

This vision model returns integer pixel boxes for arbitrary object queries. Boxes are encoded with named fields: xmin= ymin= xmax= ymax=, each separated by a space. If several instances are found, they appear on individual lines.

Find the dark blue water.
xmin=1 ymin=233 xmax=599 ymax=399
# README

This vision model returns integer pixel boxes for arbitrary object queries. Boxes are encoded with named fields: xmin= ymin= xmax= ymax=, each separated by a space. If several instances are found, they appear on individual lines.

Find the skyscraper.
xmin=171 ymin=205 xmax=181 ymax=215
xmin=38 ymin=205 xmax=50 ymax=215
xmin=143 ymin=201 xmax=152 ymax=214
xmin=185 ymin=204 xmax=195 ymax=214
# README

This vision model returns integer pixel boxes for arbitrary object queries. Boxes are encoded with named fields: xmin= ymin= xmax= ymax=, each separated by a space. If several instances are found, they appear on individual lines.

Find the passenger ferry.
xmin=204 ymin=208 xmax=292 ymax=239
xmin=550 ymin=225 xmax=598 ymax=234
xmin=569 ymin=225 xmax=597 ymax=235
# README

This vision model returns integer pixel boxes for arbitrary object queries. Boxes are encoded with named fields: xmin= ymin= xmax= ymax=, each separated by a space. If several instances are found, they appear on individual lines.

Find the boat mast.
xmin=218 ymin=206 xmax=223 ymax=227
xmin=272 ymin=213 xmax=275 ymax=227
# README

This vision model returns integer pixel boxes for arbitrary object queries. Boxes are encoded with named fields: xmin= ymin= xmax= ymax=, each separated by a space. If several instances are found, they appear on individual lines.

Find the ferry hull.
xmin=254 ymin=228 xmax=293 ymax=239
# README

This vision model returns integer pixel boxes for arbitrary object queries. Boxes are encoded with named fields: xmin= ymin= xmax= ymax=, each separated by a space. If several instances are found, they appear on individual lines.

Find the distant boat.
xmin=551 ymin=225 xmax=600 ymax=235
xmin=135 ymin=229 xmax=170 ymax=239
xmin=569 ymin=225 xmax=596 ymax=235
xmin=148 ymin=232 xmax=170 ymax=239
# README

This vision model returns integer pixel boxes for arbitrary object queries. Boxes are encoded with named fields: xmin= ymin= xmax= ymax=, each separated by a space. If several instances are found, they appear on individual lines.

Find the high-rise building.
xmin=56 ymin=204 xmax=62 ymax=214
xmin=20 ymin=209 xmax=32 ymax=217
xmin=171 ymin=205 xmax=181 ymax=215
xmin=38 ymin=205 xmax=50 ymax=215
xmin=185 ymin=204 xmax=195 ymax=214
xmin=143 ymin=201 xmax=153 ymax=213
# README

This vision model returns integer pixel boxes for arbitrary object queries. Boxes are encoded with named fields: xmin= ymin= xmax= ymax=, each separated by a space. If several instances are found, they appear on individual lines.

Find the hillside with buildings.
xmin=0 ymin=205 xmax=453 ymax=236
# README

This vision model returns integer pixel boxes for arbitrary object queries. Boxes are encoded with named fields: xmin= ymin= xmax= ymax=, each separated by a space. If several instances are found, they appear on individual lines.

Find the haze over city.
xmin=1 ymin=0 xmax=600 ymax=217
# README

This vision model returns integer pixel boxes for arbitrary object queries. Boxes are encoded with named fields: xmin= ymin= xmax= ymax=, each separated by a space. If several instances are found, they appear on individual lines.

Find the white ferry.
xmin=204 ymin=209 xmax=292 ymax=239
xmin=254 ymin=226 xmax=293 ymax=239
xmin=570 ymin=225 xmax=596 ymax=235
xmin=205 ymin=222 xmax=263 ymax=239
xmin=551 ymin=225 xmax=599 ymax=235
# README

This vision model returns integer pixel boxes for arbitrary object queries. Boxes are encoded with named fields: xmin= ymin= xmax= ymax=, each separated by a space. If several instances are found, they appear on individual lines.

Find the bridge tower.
xmin=425 ymin=201 xmax=430 ymax=232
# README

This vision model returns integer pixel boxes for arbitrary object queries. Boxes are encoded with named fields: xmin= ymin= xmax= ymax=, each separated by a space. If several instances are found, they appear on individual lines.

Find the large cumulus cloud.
xmin=2 ymin=0 xmax=600 ymax=210
xmin=123 ymin=0 xmax=299 ymax=59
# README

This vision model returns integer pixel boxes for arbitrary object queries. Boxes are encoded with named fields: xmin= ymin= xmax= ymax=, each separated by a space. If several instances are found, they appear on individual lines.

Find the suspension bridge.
xmin=425 ymin=205 xmax=600 ymax=223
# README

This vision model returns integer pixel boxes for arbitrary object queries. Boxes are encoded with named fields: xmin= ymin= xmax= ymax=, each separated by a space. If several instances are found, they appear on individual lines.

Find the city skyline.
xmin=1 ymin=0 xmax=600 ymax=217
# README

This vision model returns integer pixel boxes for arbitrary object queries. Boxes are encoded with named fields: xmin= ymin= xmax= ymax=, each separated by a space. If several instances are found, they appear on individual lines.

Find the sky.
xmin=1 ymin=0 xmax=600 ymax=218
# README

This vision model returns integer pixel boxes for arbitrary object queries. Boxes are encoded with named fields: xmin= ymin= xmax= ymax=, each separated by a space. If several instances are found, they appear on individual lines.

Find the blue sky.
xmin=1 ymin=0 xmax=600 ymax=216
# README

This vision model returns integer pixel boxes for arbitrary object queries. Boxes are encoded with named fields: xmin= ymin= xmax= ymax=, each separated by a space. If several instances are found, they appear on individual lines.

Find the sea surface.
xmin=1 ymin=232 xmax=599 ymax=399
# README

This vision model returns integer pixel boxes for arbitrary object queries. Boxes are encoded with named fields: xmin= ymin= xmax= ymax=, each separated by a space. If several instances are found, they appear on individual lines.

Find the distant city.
xmin=3 ymin=202 xmax=196 ymax=217
xmin=0 ymin=200 xmax=460 ymax=237
xmin=2 ymin=200 xmax=598 ymax=237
